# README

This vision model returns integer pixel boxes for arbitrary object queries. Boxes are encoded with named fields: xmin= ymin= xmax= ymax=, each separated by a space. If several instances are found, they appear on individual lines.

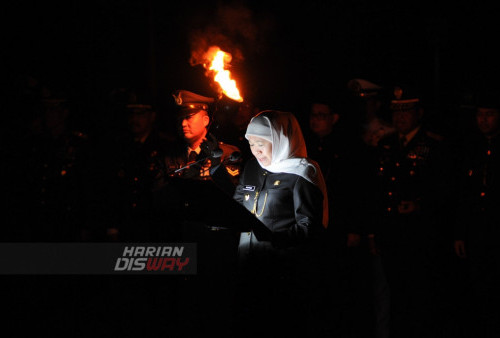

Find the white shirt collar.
xmin=187 ymin=146 xmax=201 ymax=155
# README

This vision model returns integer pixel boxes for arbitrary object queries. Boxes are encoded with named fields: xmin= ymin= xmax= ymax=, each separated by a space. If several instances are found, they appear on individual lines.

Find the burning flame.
xmin=204 ymin=46 xmax=243 ymax=102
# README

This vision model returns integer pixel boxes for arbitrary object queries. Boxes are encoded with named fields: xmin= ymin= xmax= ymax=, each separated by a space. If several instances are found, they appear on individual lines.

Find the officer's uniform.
xmin=24 ymin=98 xmax=91 ymax=242
xmin=232 ymin=110 xmax=328 ymax=337
xmin=161 ymin=90 xmax=240 ymax=185
xmin=110 ymin=104 xmax=169 ymax=242
xmin=454 ymin=98 xmax=500 ymax=336
xmin=156 ymin=89 xmax=242 ymax=336
xmin=370 ymin=86 xmax=450 ymax=337
xmin=346 ymin=79 xmax=394 ymax=338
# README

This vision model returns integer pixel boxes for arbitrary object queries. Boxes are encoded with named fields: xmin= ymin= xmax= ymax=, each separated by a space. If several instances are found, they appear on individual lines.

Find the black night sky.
xmin=4 ymin=0 xmax=500 ymax=134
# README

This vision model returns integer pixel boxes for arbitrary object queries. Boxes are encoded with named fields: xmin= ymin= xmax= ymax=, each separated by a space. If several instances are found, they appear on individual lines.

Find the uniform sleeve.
xmin=272 ymin=177 xmax=325 ymax=249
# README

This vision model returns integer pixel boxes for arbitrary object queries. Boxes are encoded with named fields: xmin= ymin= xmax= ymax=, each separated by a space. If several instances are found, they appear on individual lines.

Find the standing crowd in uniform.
xmin=3 ymin=75 xmax=499 ymax=337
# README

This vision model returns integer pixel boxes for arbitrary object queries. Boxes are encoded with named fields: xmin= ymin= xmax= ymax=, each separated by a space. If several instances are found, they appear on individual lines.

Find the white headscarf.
xmin=245 ymin=110 xmax=329 ymax=228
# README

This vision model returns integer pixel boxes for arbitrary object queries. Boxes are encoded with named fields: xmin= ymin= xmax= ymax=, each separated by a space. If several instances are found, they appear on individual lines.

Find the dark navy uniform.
xmin=455 ymin=130 xmax=500 ymax=336
xmin=155 ymin=90 xmax=242 ymax=336
xmin=24 ymin=111 xmax=91 ymax=242
xmin=234 ymin=157 xmax=324 ymax=254
xmin=110 ymin=128 xmax=169 ymax=241
xmin=368 ymin=83 xmax=456 ymax=338
xmin=161 ymin=135 xmax=241 ymax=184
xmin=374 ymin=128 xmax=446 ymax=227
xmin=456 ymin=132 xmax=500 ymax=243
xmin=371 ymin=126 xmax=450 ymax=337
xmin=229 ymin=110 xmax=329 ymax=337
xmin=232 ymin=157 xmax=326 ymax=337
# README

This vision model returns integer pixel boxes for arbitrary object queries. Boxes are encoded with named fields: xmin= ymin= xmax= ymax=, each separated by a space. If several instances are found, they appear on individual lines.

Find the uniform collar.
xmin=187 ymin=146 xmax=201 ymax=155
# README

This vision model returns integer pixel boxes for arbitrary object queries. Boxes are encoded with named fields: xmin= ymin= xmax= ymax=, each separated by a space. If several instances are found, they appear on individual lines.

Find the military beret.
xmin=172 ymin=90 xmax=215 ymax=116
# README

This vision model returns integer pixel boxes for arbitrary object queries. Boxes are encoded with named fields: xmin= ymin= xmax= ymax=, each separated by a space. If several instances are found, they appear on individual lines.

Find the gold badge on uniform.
xmin=273 ymin=180 xmax=280 ymax=186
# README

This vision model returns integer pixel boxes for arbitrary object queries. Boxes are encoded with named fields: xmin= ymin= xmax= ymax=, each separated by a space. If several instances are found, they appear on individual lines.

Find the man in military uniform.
xmin=23 ymin=96 xmax=91 ymax=242
xmin=341 ymin=80 xmax=395 ymax=338
xmin=161 ymin=90 xmax=240 ymax=183
xmin=157 ymin=89 xmax=242 ymax=336
xmin=453 ymin=93 xmax=500 ymax=336
xmin=368 ymin=85 xmax=451 ymax=337
xmin=304 ymin=96 xmax=377 ymax=337
xmin=347 ymin=78 xmax=395 ymax=148
xmin=106 ymin=102 xmax=169 ymax=242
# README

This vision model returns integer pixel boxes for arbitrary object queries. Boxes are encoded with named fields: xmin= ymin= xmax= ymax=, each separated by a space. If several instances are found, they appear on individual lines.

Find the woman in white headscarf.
xmin=232 ymin=110 xmax=329 ymax=335
xmin=234 ymin=110 xmax=328 ymax=255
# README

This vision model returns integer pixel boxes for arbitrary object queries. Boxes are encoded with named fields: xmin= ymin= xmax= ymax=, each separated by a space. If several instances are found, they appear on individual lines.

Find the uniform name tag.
xmin=243 ymin=185 xmax=256 ymax=191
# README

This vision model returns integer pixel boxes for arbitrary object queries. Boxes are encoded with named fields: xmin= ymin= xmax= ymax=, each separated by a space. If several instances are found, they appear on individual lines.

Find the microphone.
xmin=169 ymin=149 xmax=222 ymax=175
xmin=211 ymin=149 xmax=240 ymax=161
xmin=227 ymin=151 xmax=241 ymax=162
xmin=167 ymin=149 xmax=240 ymax=176
xmin=211 ymin=149 xmax=224 ymax=158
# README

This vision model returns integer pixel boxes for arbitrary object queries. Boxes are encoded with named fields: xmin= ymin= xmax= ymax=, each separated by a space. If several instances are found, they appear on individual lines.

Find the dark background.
xmin=4 ymin=0 xmax=499 ymax=135
xmin=2 ymin=2 xmax=497 ymax=335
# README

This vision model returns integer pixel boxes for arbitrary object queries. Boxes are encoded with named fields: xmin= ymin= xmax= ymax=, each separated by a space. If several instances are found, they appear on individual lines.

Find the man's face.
xmin=392 ymin=108 xmax=421 ymax=135
xmin=128 ymin=111 xmax=155 ymax=136
xmin=476 ymin=107 xmax=500 ymax=136
xmin=309 ymin=103 xmax=337 ymax=137
xmin=179 ymin=110 xmax=209 ymax=146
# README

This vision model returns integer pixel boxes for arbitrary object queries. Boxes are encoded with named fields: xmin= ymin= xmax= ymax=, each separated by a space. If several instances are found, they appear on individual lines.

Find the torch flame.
xmin=204 ymin=47 xmax=243 ymax=102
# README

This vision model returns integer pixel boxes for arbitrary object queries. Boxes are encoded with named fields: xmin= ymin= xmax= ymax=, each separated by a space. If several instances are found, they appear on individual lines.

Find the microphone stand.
xmin=166 ymin=149 xmax=224 ymax=176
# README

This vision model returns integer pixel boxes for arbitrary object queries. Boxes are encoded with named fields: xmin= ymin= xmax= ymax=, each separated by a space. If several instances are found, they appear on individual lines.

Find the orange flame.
xmin=204 ymin=46 xmax=243 ymax=102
